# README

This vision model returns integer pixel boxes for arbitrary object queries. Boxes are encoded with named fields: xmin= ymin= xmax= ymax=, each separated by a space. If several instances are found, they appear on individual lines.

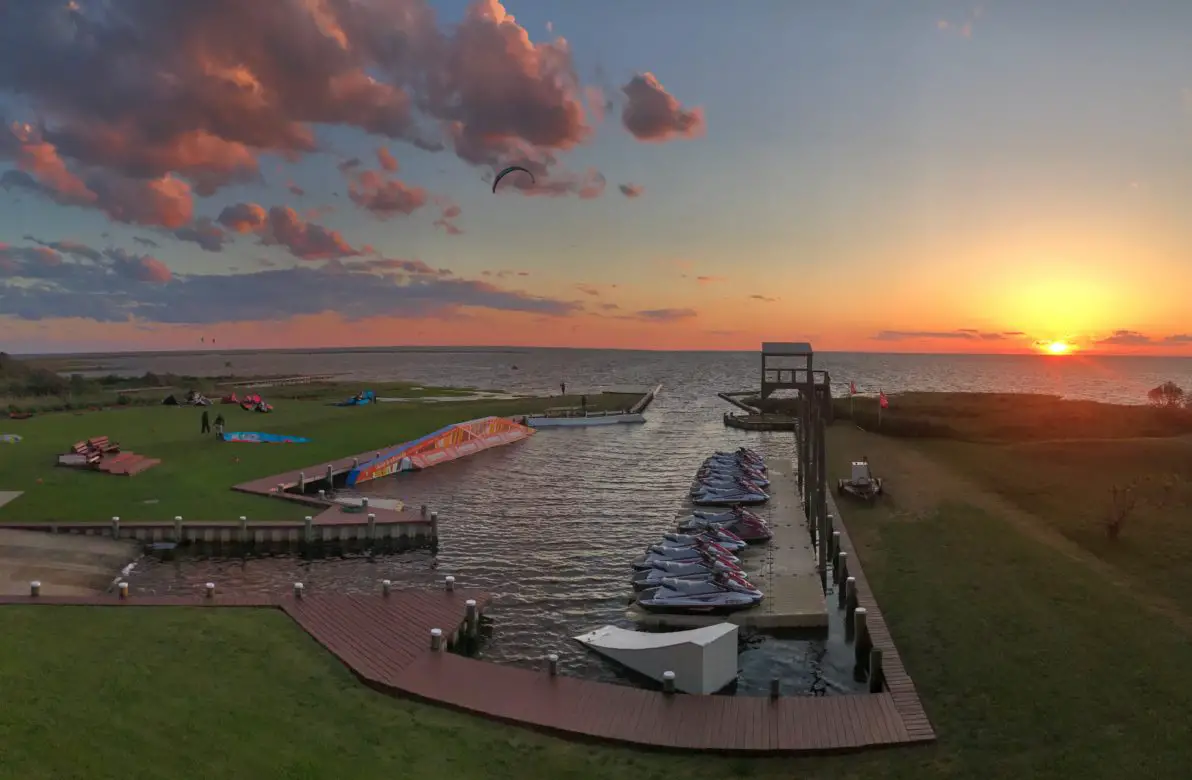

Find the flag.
xmin=879 ymin=390 xmax=889 ymax=409
xmin=849 ymin=381 xmax=857 ymax=396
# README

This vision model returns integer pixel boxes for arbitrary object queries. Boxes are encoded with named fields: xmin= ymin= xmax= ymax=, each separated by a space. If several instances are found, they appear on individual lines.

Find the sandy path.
xmin=827 ymin=425 xmax=1192 ymax=633
xmin=0 ymin=530 xmax=137 ymax=596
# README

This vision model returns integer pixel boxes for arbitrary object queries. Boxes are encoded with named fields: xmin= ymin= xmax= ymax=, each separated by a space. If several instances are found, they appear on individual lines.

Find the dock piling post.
xmin=118 ymin=581 xmax=129 ymax=599
xmin=361 ymin=497 xmax=369 ymax=510
xmin=830 ymin=531 xmax=841 ymax=570
xmin=276 ymin=483 xmax=285 ymax=494
xmin=662 ymin=671 xmax=676 ymax=694
xmin=381 ymin=579 xmax=391 ymax=596
xmin=465 ymin=599 xmax=478 ymax=636
xmin=430 ymin=628 xmax=443 ymax=651
xmin=367 ymin=513 xmax=376 ymax=541
xmin=420 ymin=504 xmax=428 ymax=518
xmin=770 ymin=677 xmax=780 ymax=699
xmin=430 ymin=511 xmax=439 ymax=538
xmin=325 ymin=464 xmax=334 ymax=486
xmin=868 ymin=647 xmax=884 ymax=692
xmin=205 ymin=582 xmax=215 ymax=599
xmin=444 ymin=575 xmax=455 ymax=592
xmin=352 ymin=457 xmax=359 ymax=470
xmin=293 ymin=582 xmax=304 ymax=598
xmin=547 ymin=653 xmax=559 ymax=676
xmin=239 ymin=516 xmax=248 ymax=543
xmin=174 ymin=516 xmax=183 ymax=542
xmin=317 ymin=489 xmax=326 ymax=501
xmin=298 ymin=471 xmax=306 ymax=491
xmin=844 ymin=576 xmax=858 ymax=617
xmin=111 ymin=516 xmax=120 ymax=539
xmin=835 ymin=551 xmax=849 ymax=586
xmin=853 ymin=608 xmax=871 ymax=675
xmin=29 ymin=580 xmax=40 ymax=597
xmin=303 ymin=515 xmax=314 ymax=544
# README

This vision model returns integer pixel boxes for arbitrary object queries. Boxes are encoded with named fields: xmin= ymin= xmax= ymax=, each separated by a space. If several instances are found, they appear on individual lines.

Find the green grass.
xmin=4 ymin=454 xmax=1192 ymax=778
xmin=0 ymin=392 xmax=639 ymax=523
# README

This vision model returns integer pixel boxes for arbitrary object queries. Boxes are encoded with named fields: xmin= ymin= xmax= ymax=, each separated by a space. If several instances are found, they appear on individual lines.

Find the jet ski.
xmin=692 ymin=482 xmax=770 ymax=506
xmin=676 ymin=507 xmax=773 ymax=542
xmin=632 ymin=542 xmax=741 ymax=570
xmin=636 ymin=572 xmax=764 ymax=614
xmin=690 ymin=476 xmax=768 ymax=495
xmin=660 ymin=529 xmax=746 ymax=553
xmin=715 ymin=447 xmax=763 ymax=462
xmin=698 ymin=463 xmax=769 ymax=485
xmin=630 ymin=559 xmax=747 ymax=591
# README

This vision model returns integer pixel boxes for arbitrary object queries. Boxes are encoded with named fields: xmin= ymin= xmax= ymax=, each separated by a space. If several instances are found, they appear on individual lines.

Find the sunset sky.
xmin=1 ymin=0 xmax=1191 ymax=355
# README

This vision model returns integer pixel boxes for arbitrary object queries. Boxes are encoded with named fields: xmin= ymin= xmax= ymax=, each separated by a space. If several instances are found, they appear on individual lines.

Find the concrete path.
xmin=0 ymin=530 xmax=137 ymax=596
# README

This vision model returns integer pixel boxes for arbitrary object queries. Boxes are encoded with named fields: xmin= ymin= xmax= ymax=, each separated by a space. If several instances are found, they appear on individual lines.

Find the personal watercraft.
xmin=690 ymin=475 xmax=768 ymax=495
xmin=691 ymin=483 xmax=770 ymax=506
xmin=635 ymin=572 xmax=764 ymax=614
xmin=630 ymin=558 xmax=747 ymax=591
xmin=697 ymin=463 xmax=769 ymax=485
xmin=632 ymin=543 xmax=741 ymax=570
xmin=676 ymin=507 xmax=773 ymax=542
xmin=659 ymin=529 xmax=746 ymax=553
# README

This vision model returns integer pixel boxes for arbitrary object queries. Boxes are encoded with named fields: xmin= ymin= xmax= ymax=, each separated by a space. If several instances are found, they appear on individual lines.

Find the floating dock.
xmin=627 ymin=457 xmax=827 ymax=630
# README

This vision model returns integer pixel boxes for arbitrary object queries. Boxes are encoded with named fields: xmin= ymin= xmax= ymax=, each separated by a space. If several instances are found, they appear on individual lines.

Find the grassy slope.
xmin=4 ymin=430 xmax=1192 ymax=778
xmin=0 ymin=392 xmax=639 ymax=523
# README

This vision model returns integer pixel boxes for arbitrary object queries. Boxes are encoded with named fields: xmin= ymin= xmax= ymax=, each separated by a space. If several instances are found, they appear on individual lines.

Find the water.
xmin=119 ymin=348 xmax=1192 ymax=694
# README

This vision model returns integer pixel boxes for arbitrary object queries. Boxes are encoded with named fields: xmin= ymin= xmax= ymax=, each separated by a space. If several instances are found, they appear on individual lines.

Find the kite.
xmin=492 ymin=165 xmax=535 ymax=193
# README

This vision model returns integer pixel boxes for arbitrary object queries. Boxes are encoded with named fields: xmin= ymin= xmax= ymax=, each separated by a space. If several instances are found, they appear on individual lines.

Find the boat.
xmin=676 ymin=507 xmax=773 ymax=542
xmin=704 ymin=454 xmax=766 ymax=474
xmin=632 ymin=544 xmax=741 ymax=570
xmin=697 ymin=464 xmax=769 ymax=486
xmin=659 ymin=530 xmax=746 ymax=553
xmin=690 ymin=476 xmax=768 ymax=495
xmin=573 ymin=623 xmax=740 ymax=695
xmin=631 ymin=562 xmax=756 ymax=591
xmin=636 ymin=572 xmax=764 ymax=614
xmin=691 ymin=483 xmax=769 ymax=506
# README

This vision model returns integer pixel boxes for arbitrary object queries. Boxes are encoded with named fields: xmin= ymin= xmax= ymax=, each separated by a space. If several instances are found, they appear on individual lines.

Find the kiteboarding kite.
xmin=492 ymin=165 xmax=535 ymax=193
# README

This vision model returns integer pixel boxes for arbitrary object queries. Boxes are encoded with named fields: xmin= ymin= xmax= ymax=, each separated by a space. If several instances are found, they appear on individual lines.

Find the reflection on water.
xmin=128 ymin=386 xmax=864 ymax=695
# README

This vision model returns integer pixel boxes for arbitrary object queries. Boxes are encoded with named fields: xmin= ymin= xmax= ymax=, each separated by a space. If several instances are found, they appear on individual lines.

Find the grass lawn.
xmin=0 ymin=390 xmax=642 ymax=523
xmin=3 ymin=426 xmax=1192 ymax=778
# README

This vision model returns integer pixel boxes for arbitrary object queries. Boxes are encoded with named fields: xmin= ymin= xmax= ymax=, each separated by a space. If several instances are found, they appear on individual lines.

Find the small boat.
xmin=636 ymin=572 xmax=764 ymax=614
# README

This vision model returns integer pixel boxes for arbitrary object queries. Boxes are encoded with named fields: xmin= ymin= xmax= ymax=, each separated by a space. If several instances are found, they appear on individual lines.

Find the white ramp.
xmin=574 ymin=623 xmax=739 ymax=695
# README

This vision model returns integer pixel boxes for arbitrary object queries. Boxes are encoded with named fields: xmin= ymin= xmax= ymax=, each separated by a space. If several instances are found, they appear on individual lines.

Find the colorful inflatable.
xmin=221 ymin=432 xmax=308 ymax=444
xmin=347 ymin=416 xmax=534 ymax=486
xmin=239 ymin=393 xmax=273 ymax=413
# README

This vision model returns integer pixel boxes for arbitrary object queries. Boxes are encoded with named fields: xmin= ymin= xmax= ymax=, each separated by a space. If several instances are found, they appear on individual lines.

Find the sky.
xmin=1 ymin=0 xmax=1191 ymax=356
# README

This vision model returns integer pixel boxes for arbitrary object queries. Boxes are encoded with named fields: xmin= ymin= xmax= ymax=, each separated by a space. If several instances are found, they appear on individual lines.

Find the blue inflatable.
xmin=333 ymin=390 xmax=375 ymax=407
xmin=221 ymin=432 xmax=309 ymax=444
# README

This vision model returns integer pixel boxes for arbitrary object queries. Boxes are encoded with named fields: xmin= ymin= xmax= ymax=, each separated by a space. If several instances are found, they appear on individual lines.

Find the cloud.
xmin=287 ymin=181 xmax=306 ymax=197
xmin=634 ymin=308 xmax=698 ymax=322
xmin=216 ymin=202 xmax=356 ymax=260
xmin=346 ymin=169 xmax=427 ymax=218
xmin=871 ymin=329 xmax=1004 ymax=341
xmin=575 ymin=283 xmax=601 ymax=297
xmin=0 ymin=0 xmax=659 ymax=219
xmin=621 ymin=73 xmax=705 ymax=142
xmin=618 ymin=183 xmax=643 ymax=198
xmin=376 ymin=147 xmax=398 ymax=172
xmin=433 ymin=200 xmax=464 ymax=235
xmin=1165 ymin=334 xmax=1192 ymax=344
xmin=1096 ymin=329 xmax=1153 ymax=346
xmin=0 ymin=239 xmax=579 ymax=324
xmin=695 ymin=275 xmax=724 ymax=285
xmin=171 ymin=218 xmax=228 ymax=252
xmin=749 ymin=294 xmax=778 ymax=303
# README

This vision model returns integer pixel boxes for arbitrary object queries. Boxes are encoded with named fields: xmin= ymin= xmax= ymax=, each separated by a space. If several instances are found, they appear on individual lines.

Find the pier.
xmin=626 ymin=456 xmax=827 ymax=629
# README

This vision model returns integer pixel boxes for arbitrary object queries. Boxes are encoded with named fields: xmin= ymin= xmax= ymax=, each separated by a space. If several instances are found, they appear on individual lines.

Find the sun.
xmin=1043 ymin=340 xmax=1073 ymax=355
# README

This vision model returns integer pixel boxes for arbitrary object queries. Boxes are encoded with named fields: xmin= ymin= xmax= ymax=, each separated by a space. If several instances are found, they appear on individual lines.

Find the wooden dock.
xmin=627 ymin=457 xmax=827 ymax=629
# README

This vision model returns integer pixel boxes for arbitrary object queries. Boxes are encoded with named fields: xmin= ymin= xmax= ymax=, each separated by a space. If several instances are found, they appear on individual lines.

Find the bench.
xmin=87 ymin=436 xmax=120 ymax=454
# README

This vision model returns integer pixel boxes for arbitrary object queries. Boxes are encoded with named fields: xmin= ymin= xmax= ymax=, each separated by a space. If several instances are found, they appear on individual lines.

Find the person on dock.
xmin=214 ymin=413 xmax=225 ymax=439
xmin=200 ymin=409 xmax=210 ymax=434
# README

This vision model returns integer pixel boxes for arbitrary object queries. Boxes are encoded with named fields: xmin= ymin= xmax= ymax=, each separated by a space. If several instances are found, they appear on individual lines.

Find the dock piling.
xmin=381 ymin=579 xmax=391 ymax=596
xmin=303 ymin=516 xmax=314 ymax=543
xmin=547 ymin=653 xmax=559 ymax=676
xmin=420 ymin=504 xmax=427 ymax=518
xmin=205 ymin=582 xmax=215 ymax=599
xmin=29 ymin=580 xmax=40 ymax=597
xmin=662 ymin=671 xmax=676 ymax=694
xmin=445 ymin=575 xmax=455 ymax=592
xmin=276 ymin=483 xmax=285 ymax=494
xmin=118 ymin=581 xmax=129 ymax=599
xmin=317 ymin=489 xmax=326 ymax=501
xmin=298 ymin=471 xmax=306 ymax=491
xmin=367 ymin=513 xmax=376 ymax=540
xmin=325 ymin=464 xmax=334 ymax=485
xmin=430 ymin=511 xmax=439 ymax=537
xmin=111 ymin=516 xmax=120 ymax=539
xmin=853 ymin=608 xmax=872 ymax=677
xmin=430 ymin=628 xmax=443 ymax=651
xmin=173 ymin=516 xmax=183 ymax=542
xmin=239 ymin=516 xmax=248 ymax=543
xmin=830 ymin=531 xmax=841 ymax=569
xmin=361 ymin=497 xmax=369 ymax=510
xmin=868 ymin=647 xmax=884 ymax=692
xmin=770 ymin=677 xmax=780 ymax=699
xmin=844 ymin=576 xmax=858 ymax=616
xmin=835 ymin=551 xmax=849 ymax=586
xmin=465 ymin=599 xmax=478 ymax=636
xmin=293 ymin=582 xmax=305 ymax=598
xmin=352 ymin=457 xmax=359 ymax=470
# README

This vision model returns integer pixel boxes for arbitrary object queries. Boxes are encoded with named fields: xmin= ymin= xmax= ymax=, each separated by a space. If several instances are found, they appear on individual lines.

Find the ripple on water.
xmin=127 ymin=391 xmax=862 ymax=696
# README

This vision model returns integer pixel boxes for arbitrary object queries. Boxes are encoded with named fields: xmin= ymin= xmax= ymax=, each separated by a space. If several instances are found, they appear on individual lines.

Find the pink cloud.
xmin=376 ymin=147 xmax=398 ymax=172
xmin=347 ymin=170 xmax=428 ymax=218
xmin=618 ymin=183 xmax=644 ymax=198
xmin=621 ymin=73 xmax=705 ymax=142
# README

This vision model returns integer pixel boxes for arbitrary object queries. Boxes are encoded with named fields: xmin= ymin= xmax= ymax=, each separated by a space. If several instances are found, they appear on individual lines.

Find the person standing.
xmin=201 ymin=409 xmax=210 ymax=434
xmin=560 ymin=381 xmax=567 ymax=396
xmin=214 ymin=413 xmax=225 ymax=439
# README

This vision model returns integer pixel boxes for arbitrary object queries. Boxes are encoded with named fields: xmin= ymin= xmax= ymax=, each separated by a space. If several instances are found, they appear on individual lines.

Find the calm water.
xmin=120 ymin=348 xmax=1192 ymax=694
